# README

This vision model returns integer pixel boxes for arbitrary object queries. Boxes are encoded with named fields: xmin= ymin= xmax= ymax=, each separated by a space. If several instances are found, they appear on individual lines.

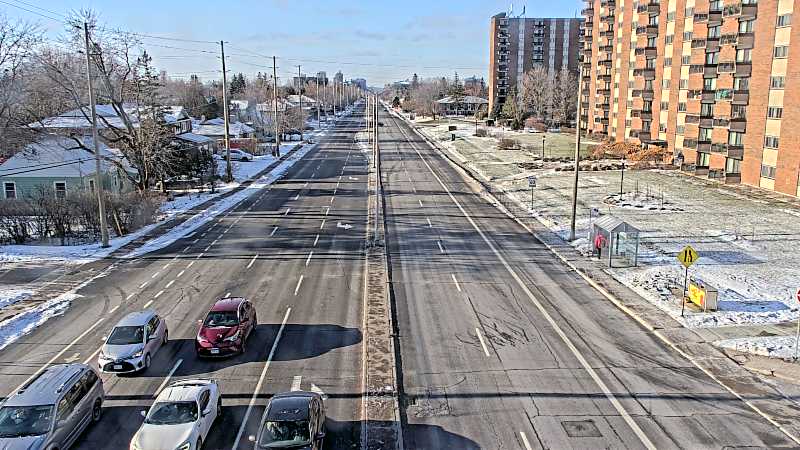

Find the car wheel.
xmin=163 ymin=329 xmax=168 ymax=345
xmin=91 ymin=399 xmax=102 ymax=422
xmin=240 ymin=339 xmax=247 ymax=355
xmin=196 ymin=437 xmax=203 ymax=450
xmin=143 ymin=353 xmax=151 ymax=372
xmin=216 ymin=397 xmax=223 ymax=419
xmin=241 ymin=157 xmax=249 ymax=162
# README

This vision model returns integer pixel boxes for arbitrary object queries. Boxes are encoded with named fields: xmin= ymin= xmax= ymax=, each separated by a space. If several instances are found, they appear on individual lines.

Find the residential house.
xmin=436 ymin=95 xmax=489 ymax=116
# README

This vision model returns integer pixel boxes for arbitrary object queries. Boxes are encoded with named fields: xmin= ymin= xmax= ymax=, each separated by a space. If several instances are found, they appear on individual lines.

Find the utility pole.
xmin=297 ymin=65 xmax=303 ymax=142
xmin=83 ymin=22 xmax=109 ymax=248
xmin=333 ymin=81 xmax=337 ymax=118
xmin=568 ymin=65 xmax=584 ymax=241
xmin=315 ymin=75 xmax=321 ymax=126
xmin=272 ymin=56 xmax=281 ymax=157
xmin=220 ymin=40 xmax=232 ymax=182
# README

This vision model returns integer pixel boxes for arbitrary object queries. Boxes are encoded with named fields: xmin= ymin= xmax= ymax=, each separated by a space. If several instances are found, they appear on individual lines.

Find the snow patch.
xmin=0 ymin=289 xmax=33 ymax=310
xmin=0 ymin=293 xmax=79 ymax=351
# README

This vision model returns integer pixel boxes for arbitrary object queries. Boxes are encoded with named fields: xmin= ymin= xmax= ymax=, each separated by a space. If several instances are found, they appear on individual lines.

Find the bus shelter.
xmin=590 ymin=216 xmax=641 ymax=268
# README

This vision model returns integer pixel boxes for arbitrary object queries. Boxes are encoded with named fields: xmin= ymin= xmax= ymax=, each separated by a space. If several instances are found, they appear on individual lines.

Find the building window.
xmin=731 ymin=104 xmax=747 ymax=118
xmin=3 ymin=182 xmax=16 ymax=199
xmin=627 ymin=100 xmax=634 ymax=107
xmin=774 ymin=46 xmax=789 ymax=58
xmin=685 ymin=7 xmax=694 ymax=17
xmin=699 ymin=127 xmax=713 ymax=141
xmin=739 ymin=20 xmax=754 ymax=33
xmin=726 ymin=158 xmax=741 ymax=174
xmin=698 ymin=152 xmax=710 ymax=166
xmin=734 ymin=77 xmax=750 ymax=91
xmin=666 ymin=35 xmax=674 ymax=44
xmin=708 ymin=26 xmax=721 ymax=38
xmin=680 ymin=79 xmax=689 ymax=89
xmin=703 ymin=78 xmax=717 ymax=90
xmin=728 ymin=131 xmax=743 ymax=145
xmin=706 ymin=52 xmax=719 ymax=64
xmin=667 ymin=11 xmax=676 ymax=22
xmin=736 ymin=49 xmax=751 ymax=63
xmin=764 ymin=135 xmax=780 ymax=148
xmin=701 ymin=103 xmax=714 ymax=117
xmin=662 ymin=79 xmax=671 ymax=89
xmin=664 ymin=57 xmax=672 ymax=66
xmin=777 ymin=14 xmax=792 ymax=27
xmin=660 ymin=101 xmax=669 ymax=109
xmin=683 ymin=31 xmax=692 ymax=41
xmin=681 ymin=55 xmax=691 ymax=65
xmin=54 ymin=182 xmax=67 ymax=199
xmin=678 ymin=102 xmax=687 ymax=112
xmin=767 ymin=107 xmax=783 ymax=119
xmin=771 ymin=76 xmax=786 ymax=88
xmin=761 ymin=164 xmax=776 ymax=179
xmin=677 ymin=125 xmax=686 ymax=134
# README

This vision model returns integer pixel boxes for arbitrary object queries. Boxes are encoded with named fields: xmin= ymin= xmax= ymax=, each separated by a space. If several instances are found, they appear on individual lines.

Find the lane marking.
xmin=182 ymin=245 xmax=190 ymax=253
xmin=451 ymin=274 xmax=462 ymax=292
xmin=305 ymin=251 xmax=314 ymax=267
xmin=165 ymin=280 xmax=175 ymax=289
xmin=108 ymin=305 xmax=120 ymax=314
xmin=151 ymin=272 xmax=160 ymax=279
xmin=192 ymin=239 xmax=199 ymax=244
xmin=187 ymin=261 xmax=195 ymax=268
xmin=176 ymin=270 xmax=185 ymax=278
xmin=125 ymin=293 xmax=135 ymax=301
xmin=270 ymin=226 xmax=278 ymax=237
xmin=313 ymin=234 xmax=320 ymax=247
xmin=291 ymin=375 xmax=302 ymax=391
xmin=520 ymin=432 xmax=534 ymax=450
xmin=247 ymin=254 xmax=259 ymax=269
xmin=139 ymin=281 xmax=149 ymax=289
xmin=204 ymin=245 xmax=211 ymax=252
xmin=162 ymin=264 xmax=170 ymax=270
xmin=212 ymin=239 xmax=219 ymax=245
xmin=82 ymin=346 xmax=103 ymax=365
xmin=330 ymin=196 xmax=335 ymax=204
xmin=284 ymin=207 xmax=291 ymax=216
xmin=293 ymin=193 xmax=300 ymax=201
xmin=404 ymin=127 xmax=658 ymax=450
xmin=475 ymin=328 xmax=491 ymax=357
xmin=437 ymin=241 xmax=445 ymax=253
xmin=196 ymin=252 xmax=204 ymax=259
xmin=320 ymin=219 xmax=326 ymax=229
xmin=154 ymin=359 xmax=184 ymax=398
xmin=418 ymin=199 xmax=424 ymax=207
xmin=144 ymin=298 xmax=156 ymax=307
xmin=232 ymin=307 xmax=292 ymax=449
xmin=427 ymin=218 xmax=433 ymax=228
xmin=294 ymin=275 xmax=304 ymax=296
xmin=324 ymin=206 xmax=331 ymax=216
xmin=201 ymin=232 xmax=207 ymax=237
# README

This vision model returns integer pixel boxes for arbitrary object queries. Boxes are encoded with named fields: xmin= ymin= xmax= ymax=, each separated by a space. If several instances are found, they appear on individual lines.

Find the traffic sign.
xmin=796 ymin=288 xmax=800 ymax=303
xmin=527 ymin=176 xmax=537 ymax=188
xmin=677 ymin=245 xmax=699 ymax=268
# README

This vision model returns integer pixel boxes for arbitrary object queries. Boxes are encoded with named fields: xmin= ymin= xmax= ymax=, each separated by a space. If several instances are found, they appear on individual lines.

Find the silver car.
xmin=99 ymin=310 xmax=168 ymax=374
xmin=0 ymin=363 xmax=104 ymax=450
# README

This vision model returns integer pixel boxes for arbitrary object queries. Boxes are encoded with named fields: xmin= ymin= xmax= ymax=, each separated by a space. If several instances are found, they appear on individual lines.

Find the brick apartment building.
xmin=488 ymin=13 xmax=583 ymax=114
xmin=581 ymin=0 xmax=800 ymax=197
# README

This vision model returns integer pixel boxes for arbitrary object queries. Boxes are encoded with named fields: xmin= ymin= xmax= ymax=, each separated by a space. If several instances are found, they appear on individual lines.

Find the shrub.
xmin=0 ymin=200 xmax=34 ymax=244
xmin=498 ymin=138 xmax=520 ymax=150
xmin=474 ymin=128 xmax=488 ymax=137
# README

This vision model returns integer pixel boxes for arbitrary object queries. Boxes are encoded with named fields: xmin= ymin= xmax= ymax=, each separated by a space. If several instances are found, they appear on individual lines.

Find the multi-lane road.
xmin=0 ymin=101 xmax=798 ymax=450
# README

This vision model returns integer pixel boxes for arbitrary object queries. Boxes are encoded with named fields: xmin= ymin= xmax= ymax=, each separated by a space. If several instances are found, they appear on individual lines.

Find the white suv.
xmin=130 ymin=379 xmax=221 ymax=450
xmin=99 ymin=310 xmax=168 ymax=374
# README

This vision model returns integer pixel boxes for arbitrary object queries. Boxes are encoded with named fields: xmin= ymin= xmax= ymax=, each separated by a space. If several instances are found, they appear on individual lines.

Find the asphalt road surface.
xmin=0 ymin=110 xmax=369 ymax=450
xmin=379 ymin=109 xmax=798 ymax=450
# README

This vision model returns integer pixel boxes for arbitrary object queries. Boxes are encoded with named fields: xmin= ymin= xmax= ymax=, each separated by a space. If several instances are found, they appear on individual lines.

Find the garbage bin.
xmin=451 ymin=133 xmax=456 ymax=141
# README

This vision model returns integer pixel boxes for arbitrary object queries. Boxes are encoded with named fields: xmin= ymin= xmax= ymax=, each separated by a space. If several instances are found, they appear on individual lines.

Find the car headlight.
xmin=175 ymin=440 xmax=191 ymax=450
xmin=223 ymin=330 xmax=241 ymax=342
xmin=131 ymin=349 xmax=144 ymax=359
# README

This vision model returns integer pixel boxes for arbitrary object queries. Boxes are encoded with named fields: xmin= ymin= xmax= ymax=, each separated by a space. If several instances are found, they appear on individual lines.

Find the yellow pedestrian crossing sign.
xmin=677 ymin=245 xmax=699 ymax=268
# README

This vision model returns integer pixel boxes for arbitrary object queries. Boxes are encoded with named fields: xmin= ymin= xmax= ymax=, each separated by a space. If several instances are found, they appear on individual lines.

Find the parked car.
xmin=248 ymin=392 xmax=325 ymax=450
xmin=0 ymin=363 xmax=103 ymax=450
xmin=99 ymin=310 xmax=168 ymax=374
xmin=546 ymin=127 xmax=562 ymax=133
xmin=524 ymin=127 xmax=541 ymax=134
xmin=195 ymin=297 xmax=257 ymax=357
xmin=229 ymin=149 xmax=254 ymax=161
xmin=130 ymin=379 xmax=221 ymax=450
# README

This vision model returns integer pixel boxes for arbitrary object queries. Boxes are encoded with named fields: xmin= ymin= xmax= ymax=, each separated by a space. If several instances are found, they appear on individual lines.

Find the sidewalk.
xmin=391 ymin=109 xmax=800 ymax=443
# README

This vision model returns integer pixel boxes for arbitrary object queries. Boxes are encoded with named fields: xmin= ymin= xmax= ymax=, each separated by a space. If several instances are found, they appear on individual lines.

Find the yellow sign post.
xmin=677 ymin=245 xmax=700 ymax=317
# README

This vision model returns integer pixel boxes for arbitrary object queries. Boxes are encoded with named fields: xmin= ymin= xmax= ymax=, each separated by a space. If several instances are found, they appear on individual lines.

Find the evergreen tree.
xmin=392 ymin=96 xmax=401 ymax=108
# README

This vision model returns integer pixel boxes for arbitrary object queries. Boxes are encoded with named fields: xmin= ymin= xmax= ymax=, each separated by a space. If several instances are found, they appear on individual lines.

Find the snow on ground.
xmin=0 ymin=289 xmax=33 ymax=310
xmin=412 ymin=118 xmax=800 ymax=332
xmin=0 ymin=292 xmax=79 ymax=351
xmin=716 ymin=335 xmax=800 ymax=360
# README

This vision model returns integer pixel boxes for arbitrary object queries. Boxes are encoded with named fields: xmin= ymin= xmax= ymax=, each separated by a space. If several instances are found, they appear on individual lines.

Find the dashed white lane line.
xmin=192 ymin=238 xmax=199 ymax=244
xmin=162 ymin=263 xmax=171 ymax=270
xmin=154 ymin=290 xmax=165 ymax=299
xmin=196 ymin=252 xmax=205 ymax=259
xmin=150 ymin=272 xmax=160 ymax=279
xmin=247 ymin=254 xmax=259 ymax=269
xmin=418 ymin=199 xmax=424 ymax=207
xmin=143 ymin=299 xmax=154 ymax=309
xmin=313 ymin=234 xmax=320 ymax=247
xmin=201 ymin=232 xmax=207 ymax=238
xmin=176 ymin=270 xmax=185 ymax=278
xmin=125 ymin=293 xmax=135 ymax=301
xmin=294 ymin=275 xmax=305 ymax=296
xmin=108 ymin=305 xmax=120 ymax=314
xmin=212 ymin=239 xmax=219 ymax=245
xmin=291 ymin=375 xmax=302 ymax=391
xmin=232 ymin=307 xmax=292 ymax=449
xmin=293 ymin=193 xmax=300 ymax=201
xmin=475 ymin=328 xmax=491 ymax=357
xmin=270 ymin=226 xmax=278 ymax=236
xmin=305 ymin=251 xmax=314 ymax=267
xmin=330 ymin=196 xmax=335 ymax=204
xmin=427 ymin=218 xmax=433 ymax=228
xmin=520 ymin=432 xmax=534 ymax=450
xmin=187 ymin=261 xmax=195 ymax=268
xmin=154 ymin=359 xmax=183 ymax=398
xmin=181 ymin=246 xmax=190 ymax=253
xmin=324 ymin=206 xmax=331 ymax=216
xmin=437 ymin=241 xmax=444 ymax=253
xmin=204 ymin=245 xmax=211 ymax=252
xmin=451 ymin=274 xmax=462 ymax=292
xmin=224 ymin=292 xmax=231 ymax=298
xmin=284 ymin=207 xmax=291 ymax=216
xmin=165 ymin=280 xmax=175 ymax=289
xmin=139 ymin=281 xmax=149 ymax=289
xmin=320 ymin=219 xmax=326 ymax=229
xmin=82 ymin=346 xmax=103 ymax=365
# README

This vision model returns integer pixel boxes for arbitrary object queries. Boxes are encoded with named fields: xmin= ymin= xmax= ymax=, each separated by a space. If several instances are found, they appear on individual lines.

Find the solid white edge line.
xmin=427 ymin=218 xmax=433 ymax=228
xmin=294 ymin=275 xmax=305 ymax=296
xmin=437 ymin=241 xmax=444 ymax=253
xmin=320 ymin=219 xmax=326 ymax=229
xmin=12 ymin=319 xmax=106 ymax=394
xmin=232 ymin=307 xmax=291 ymax=450
xmin=520 ymin=432 xmax=534 ymax=450
xmin=475 ymin=328 xmax=491 ymax=357
xmin=247 ymin=254 xmax=259 ymax=269
xmin=451 ymin=274 xmax=462 ymax=292
xmin=154 ymin=359 xmax=184 ymax=398
xmin=399 ymin=120 xmax=658 ymax=450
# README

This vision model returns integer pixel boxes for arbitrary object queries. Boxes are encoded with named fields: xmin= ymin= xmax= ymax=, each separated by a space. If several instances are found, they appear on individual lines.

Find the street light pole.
xmin=83 ymin=22 xmax=109 ymax=248
xmin=219 ymin=40 xmax=233 ymax=182
xmin=568 ymin=65 xmax=584 ymax=241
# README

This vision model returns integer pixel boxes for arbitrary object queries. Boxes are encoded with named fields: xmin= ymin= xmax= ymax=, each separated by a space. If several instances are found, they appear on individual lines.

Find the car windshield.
xmin=107 ymin=325 xmax=144 ymax=345
xmin=144 ymin=402 xmax=198 ymax=425
xmin=0 ymin=405 xmax=54 ymax=438
xmin=258 ymin=420 xmax=310 ymax=447
xmin=204 ymin=311 xmax=239 ymax=327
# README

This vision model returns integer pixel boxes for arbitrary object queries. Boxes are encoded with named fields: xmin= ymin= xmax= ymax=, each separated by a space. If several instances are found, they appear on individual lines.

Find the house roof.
xmin=286 ymin=94 xmax=317 ymax=105
xmin=0 ymin=135 xmax=133 ymax=178
xmin=191 ymin=119 xmax=254 ymax=137
xmin=436 ymin=95 xmax=489 ymax=105
xmin=35 ymin=104 xmax=183 ymax=130
xmin=176 ymin=132 xmax=214 ymax=144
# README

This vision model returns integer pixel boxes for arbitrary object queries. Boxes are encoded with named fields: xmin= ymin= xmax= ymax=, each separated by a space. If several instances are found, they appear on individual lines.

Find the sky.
xmin=2 ymin=0 xmax=582 ymax=86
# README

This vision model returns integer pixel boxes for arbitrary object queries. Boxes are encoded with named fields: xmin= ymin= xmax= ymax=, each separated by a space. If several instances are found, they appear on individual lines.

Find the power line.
xmin=0 ymin=0 xmax=65 ymax=23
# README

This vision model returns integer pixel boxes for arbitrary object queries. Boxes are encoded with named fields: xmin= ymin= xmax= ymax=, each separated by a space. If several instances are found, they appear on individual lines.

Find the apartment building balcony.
xmin=599 ymin=102 xmax=611 ymax=111
xmin=718 ymin=61 xmax=735 ymax=73
xmin=600 ymin=0 xmax=615 ymax=6
xmin=685 ymin=114 xmax=700 ymax=124
xmin=600 ymin=30 xmax=615 ymax=37
xmin=633 ymin=68 xmax=656 ymax=79
xmin=598 ymin=73 xmax=612 ymax=81
xmin=706 ymin=37 xmax=720 ymax=52
xmin=733 ymin=90 xmax=749 ymax=104
xmin=724 ymin=173 xmax=742 ymax=184
xmin=582 ymin=7 xmax=594 ymax=16
xmin=632 ymin=109 xmax=653 ymax=119
xmin=737 ymin=32 xmax=755 ymax=49
xmin=697 ymin=141 xmax=712 ymax=152
xmin=581 ymin=101 xmax=590 ymax=110
xmin=721 ymin=34 xmax=738 ymax=45
xmin=635 ymin=46 xmax=658 ymax=58
xmin=735 ymin=62 xmax=752 ymax=76
xmin=714 ymin=118 xmax=730 ymax=127
xmin=704 ymin=64 xmax=718 ymax=77
xmin=729 ymin=117 xmax=747 ymax=132
xmin=700 ymin=116 xmax=715 ymax=128
xmin=726 ymin=145 xmax=744 ymax=159
xmin=701 ymin=89 xmax=716 ymax=102
xmin=741 ymin=4 xmax=758 ymax=19
xmin=601 ymin=14 xmax=615 ymax=23
xmin=708 ymin=10 xmax=723 ymax=24
xmin=599 ymin=58 xmax=613 ymax=67
xmin=636 ymin=25 xmax=659 ymax=36
xmin=597 ymin=88 xmax=612 ymax=96
xmin=599 ymin=45 xmax=614 ymax=53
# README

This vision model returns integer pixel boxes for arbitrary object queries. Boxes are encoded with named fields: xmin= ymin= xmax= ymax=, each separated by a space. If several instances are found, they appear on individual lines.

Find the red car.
xmin=196 ymin=297 xmax=257 ymax=357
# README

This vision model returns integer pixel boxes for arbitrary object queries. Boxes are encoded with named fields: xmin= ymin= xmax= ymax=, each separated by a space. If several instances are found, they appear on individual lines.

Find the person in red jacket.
xmin=594 ymin=233 xmax=607 ymax=260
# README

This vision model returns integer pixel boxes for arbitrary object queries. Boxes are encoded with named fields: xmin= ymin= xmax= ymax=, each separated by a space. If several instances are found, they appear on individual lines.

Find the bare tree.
xmin=409 ymin=80 xmax=441 ymax=119
xmin=550 ymin=67 xmax=578 ymax=126
xmin=519 ymin=66 xmax=550 ymax=120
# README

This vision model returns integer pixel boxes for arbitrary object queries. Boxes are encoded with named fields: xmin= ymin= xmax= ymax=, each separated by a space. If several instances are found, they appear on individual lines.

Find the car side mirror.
xmin=248 ymin=435 xmax=256 ymax=442
xmin=140 ymin=410 xmax=147 ymax=418
xmin=147 ymin=335 xmax=158 ymax=342
xmin=57 ymin=419 xmax=68 ymax=429
xmin=202 ymin=408 xmax=211 ymax=417
xmin=316 ymin=431 xmax=326 ymax=440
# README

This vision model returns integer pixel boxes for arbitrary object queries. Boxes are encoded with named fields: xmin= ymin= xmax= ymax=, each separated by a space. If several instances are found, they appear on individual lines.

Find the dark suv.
xmin=195 ymin=297 xmax=257 ymax=357
xmin=249 ymin=392 xmax=326 ymax=449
